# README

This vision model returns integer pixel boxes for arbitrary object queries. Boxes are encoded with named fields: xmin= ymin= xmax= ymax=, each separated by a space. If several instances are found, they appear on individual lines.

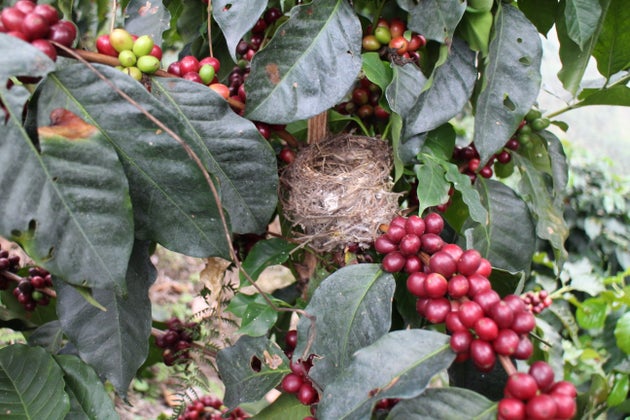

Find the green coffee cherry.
xmin=118 ymin=50 xmax=137 ymax=67
xmin=525 ymin=108 xmax=542 ymax=122
xmin=123 ymin=66 xmax=143 ymax=81
xmin=374 ymin=26 xmax=392 ymax=44
xmin=198 ymin=64 xmax=216 ymax=84
xmin=530 ymin=117 xmax=550 ymax=131
xmin=137 ymin=55 xmax=160 ymax=74
xmin=109 ymin=28 xmax=134 ymax=53
xmin=132 ymin=35 xmax=154 ymax=57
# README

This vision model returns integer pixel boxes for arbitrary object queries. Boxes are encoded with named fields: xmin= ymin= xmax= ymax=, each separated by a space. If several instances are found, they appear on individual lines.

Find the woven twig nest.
xmin=280 ymin=134 xmax=401 ymax=252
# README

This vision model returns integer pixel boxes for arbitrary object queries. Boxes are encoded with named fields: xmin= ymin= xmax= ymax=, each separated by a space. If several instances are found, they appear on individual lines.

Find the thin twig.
xmin=498 ymin=355 xmax=516 ymax=376
xmin=207 ymin=0 xmax=214 ymax=57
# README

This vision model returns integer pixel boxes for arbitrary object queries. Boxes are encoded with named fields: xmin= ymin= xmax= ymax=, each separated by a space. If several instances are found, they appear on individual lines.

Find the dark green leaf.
xmin=539 ymin=130 xmax=569 ymax=207
xmin=489 ymin=268 xmax=524 ymax=297
xmin=473 ymin=4 xmax=542 ymax=164
xmin=1 ymin=92 xmax=134 ymax=292
xmin=387 ymin=387 xmax=496 ymax=420
xmin=0 ymin=34 xmax=55 ymax=80
xmin=240 ymin=238 xmax=296 ymax=282
xmin=421 ymin=123 xmax=456 ymax=161
xmin=556 ymin=0 xmax=610 ymax=95
xmin=614 ymin=312 xmax=630 ymax=354
xmin=0 ymin=344 xmax=70 ymax=419
xmin=404 ymin=39 xmax=477 ymax=137
xmin=317 ymin=329 xmax=454 ymax=419
xmin=213 ymin=0 xmax=268 ymax=62
xmin=608 ymin=374 xmax=630 ymax=406
xmin=576 ymin=84 xmax=630 ymax=106
xmin=414 ymin=158 xmax=449 ymax=215
xmin=399 ymin=0 xmax=467 ymax=44
xmin=27 ymin=321 xmax=64 ymax=353
xmin=593 ymin=0 xmax=630 ymax=78
xmin=36 ymin=64 xmax=230 ymax=258
xmin=457 ymin=10 xmax=493 ymax=56
xmin=440 ymin=160 xmax=489 ymax=226
xmin=576 ymin=297 xmax=608 ymax=329
xmin=245 ymin=0 xmax=362 ymax=123
xmin=362 ymin=52 xmax=394 ymax=91
xmin=151 ymin=77 xmax=278 ymax=235
xmin=564 ymin=0 xmax=602 ymax=49
xmin=295 ymin=264 xmax=395 ymax=389
xmin=512 ymin=153 xmax=569 ymax=266
xmin=217 ymin=335 xmax=289 ymax=407
xmin=386 ymin=63 xmax=427 ymax=118
xmin=517 ymin=0 xmax=559 ymax=35
xmin=464 ymin=180 xmax=536 ymax=273
xmin=239 ymin=301 xmax=278 ymax=337
xmin=255 ymin=392 xmax=311 ymax=419
xmin=124 ymin=0 xmax=171 ymax=44
xmin=56 ymin=241 xmax=156 ymax=398
xmin=54 ymin=354 xmax=118 ymax=420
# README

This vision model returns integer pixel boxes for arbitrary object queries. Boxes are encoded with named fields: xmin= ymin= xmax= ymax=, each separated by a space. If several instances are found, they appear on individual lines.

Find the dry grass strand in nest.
xmin=280 ymin=134 xmax=400 ymax=252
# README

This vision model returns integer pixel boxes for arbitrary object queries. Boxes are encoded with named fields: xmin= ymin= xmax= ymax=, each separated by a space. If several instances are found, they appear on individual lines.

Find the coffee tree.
xmin=1 ymin=0 xmax=629 ymax=418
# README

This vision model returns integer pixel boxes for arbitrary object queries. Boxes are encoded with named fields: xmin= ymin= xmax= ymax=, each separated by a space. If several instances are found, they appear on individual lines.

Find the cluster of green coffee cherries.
xmin=96 ymin=28 xmax=162 ymax=81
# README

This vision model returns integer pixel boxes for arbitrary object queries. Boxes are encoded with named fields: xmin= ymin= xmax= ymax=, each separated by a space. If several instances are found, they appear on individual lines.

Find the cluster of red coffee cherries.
xmin=12 ymin=267 xmax=52 ymax=311
xmin=155 ymin=317 xmax=199 ymax=366
xmin=498 ymin=361 xmax=577 ymax=420
xmin=0 ymin=246 xmax=53 ymax=311
xmin=0 ymin=0 xmax=77 ymax=61
xmin=335 ymin=77 xmax=390 ymax=125
xmin=521 ymin=289 xmax=552 ymax=314
xmin=280 ymin=330 xmax=319 ymax=417
xmin=177 ymin=395 xmax=249 ymax=420
xmin=375 ymin=213 xmax=537 ymax=371
xmin=362 ymin=17 xmax=426 ymax=62
xmin=166 ymin=55 xmax=229 ymax=98
xmin=452 ymin=137 xmax=520 ymax=183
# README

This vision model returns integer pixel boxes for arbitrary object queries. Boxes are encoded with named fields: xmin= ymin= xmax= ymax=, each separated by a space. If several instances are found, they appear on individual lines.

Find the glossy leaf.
xmin=27 ymin=321 xmax=64 ymax=353
xmin=404 ymin=39 xmax=477 ymax=137
xmin=564 ymin=0 xmax=602 ymax=49
xmin=244 ymin=0 xmax=362 ymax=123
xmin=240 ymin=238 xmax=296 ymax=282
xmin=231 ymin=293 xmax=278 ymax=337
xmin=213 ymin=0 xmax=268 ymax=62
xmin=217 ymin=335 xmax=289 ymax=407
xmin=362 ymin=52 xmax=394 ymax=91
xmin=387 ymin=387 xmax=496 ymax=419
xmin=254 ymin=392 xmax=311 ymax=419
xmin=593 ymin=0 xmax=630 ymax=78
xmin=54 ymin=354 xmax=118 ymax=420
xmin=540 ymin=130 xmax=569 ymax=207
xmin=512 ymin=153 xmax=569 ymax=266
xmin=295 ymin=264 xmax=395 ymax=389
xmin=614 ymin=311 xmax=630 ymax=354
xmin=464 ymin=180 xmax=536 ymax=273
xmin=386 ymin=62 xmax=427 ymax=119
xmin=36 ymin=64 xmax=230 ymax=258
xmin=576 ymin=85 xmax=630 ymax=106
xmin=399 ymin=0 xmax=467 ymax=44
xmin=576 ymin=297 xmax=608 ymax=329
xmin=443 ymin=162 xmax=489 ymax=226
xmin=151 ymin=77 xmax=278 ymax=235
xmin=0 ymin=34 xmax=55 ymax=80
xmin=317 ymin=329 xmax=454 ymax=419
xmin=56 ymin=241 xmax=156 ymax=398
xmin=1 ymin=95 xmax=134 ymax=291
xmin=457 ymin=10 xmax=493 ymax=56
xmin=414 ymin=158 xmax=449 ymax=215
xmin=556 ymin=0 xmax=610 ymax=95
xmin=0 ymin=344 xmax=70 ymax=419
xmin=124 ymin=0 xmax=171 ymax=44
xmin=517 ymin=0 xmax=559 ymax=35
xmin=473 ymin=4 xmax=542 ymax=164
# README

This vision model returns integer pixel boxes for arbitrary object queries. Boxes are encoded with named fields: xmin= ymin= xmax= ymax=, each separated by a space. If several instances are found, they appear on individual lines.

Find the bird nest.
xmin=280 ymin=134 xmax=400 ymax=252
